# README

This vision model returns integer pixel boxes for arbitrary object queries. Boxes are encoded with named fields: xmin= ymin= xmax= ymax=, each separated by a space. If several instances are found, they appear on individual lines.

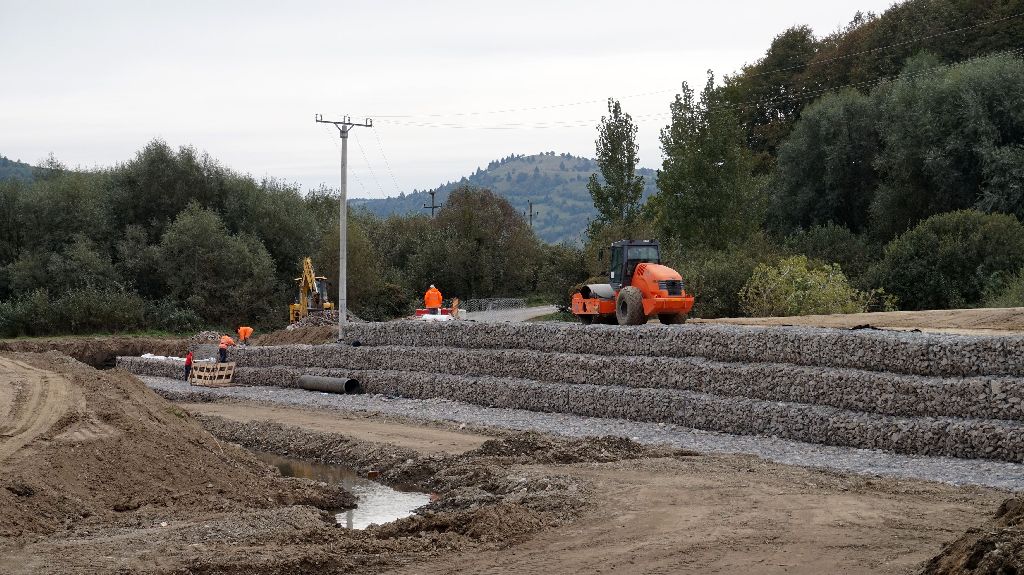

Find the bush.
xmin=0 ymin=287 xmax=163 ymax=337
xmin=867 ymin=210 xmax=1024 ymax=310
xmin=985 ymin=270 xmax=1024 ymax=308
xmin=739 ymin=255 xmax=873 ymax=317
xmin=784 ymin=224 xmax=876 ymax=288
xmin=536 ymin=243 xmax=589 ymax=311
xmin=670 ymin=234 xmax=783 ymax=318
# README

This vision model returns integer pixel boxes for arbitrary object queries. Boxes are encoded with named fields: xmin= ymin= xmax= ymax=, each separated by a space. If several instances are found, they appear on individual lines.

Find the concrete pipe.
xmin=297 ymin=374 xmax=363 ymax=395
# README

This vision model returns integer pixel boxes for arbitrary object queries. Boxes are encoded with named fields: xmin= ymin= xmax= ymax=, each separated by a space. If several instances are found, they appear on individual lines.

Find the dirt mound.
xmin=471 ymin=432 xmax=691 ymax=464
xmin=254 ymin=325 xmax=337 ymax=345
xmin=0 ymin=352 xmax=352 ymax=539
xmin=0 ymin=337 xmax=188 ymax=369
xmin=921 ymin=496 xmax=1024 ymax=574
xmin=375 ymin=502 xmax=553 ymax=544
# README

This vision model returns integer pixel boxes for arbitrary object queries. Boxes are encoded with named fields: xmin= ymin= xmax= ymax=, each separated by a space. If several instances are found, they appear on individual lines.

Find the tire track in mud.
xmin=0 ymin=358 xmax=74 ymax=465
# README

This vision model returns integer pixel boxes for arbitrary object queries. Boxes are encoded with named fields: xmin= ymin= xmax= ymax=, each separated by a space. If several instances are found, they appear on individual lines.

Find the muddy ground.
xmin=183 ymin=401 xmax=1018 ymax=575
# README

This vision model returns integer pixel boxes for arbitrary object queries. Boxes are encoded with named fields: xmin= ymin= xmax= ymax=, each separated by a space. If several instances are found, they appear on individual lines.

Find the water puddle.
xmin=254 ymin=452 xmax=431 ymax=529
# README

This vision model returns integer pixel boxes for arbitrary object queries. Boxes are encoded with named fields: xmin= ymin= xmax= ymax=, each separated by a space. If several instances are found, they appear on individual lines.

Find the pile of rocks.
xmin=285 ymin=310 xmax=363 ymax=331
xmin=118 ymin=321 xmax=1024 ymax=463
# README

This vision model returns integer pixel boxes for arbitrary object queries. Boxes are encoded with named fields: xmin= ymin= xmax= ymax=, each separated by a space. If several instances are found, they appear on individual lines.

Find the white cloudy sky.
xmin=1 ymin=0 xmax=896 ymax=198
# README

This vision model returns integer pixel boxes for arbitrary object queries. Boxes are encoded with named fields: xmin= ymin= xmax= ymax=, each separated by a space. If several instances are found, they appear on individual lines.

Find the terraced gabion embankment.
xmin=118 ymin=322 xmax=1024 ymax=463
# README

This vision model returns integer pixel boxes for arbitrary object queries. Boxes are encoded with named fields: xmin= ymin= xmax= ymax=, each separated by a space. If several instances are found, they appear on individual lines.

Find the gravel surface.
xmin=142 ymin=376 xmax=1024 ymax=491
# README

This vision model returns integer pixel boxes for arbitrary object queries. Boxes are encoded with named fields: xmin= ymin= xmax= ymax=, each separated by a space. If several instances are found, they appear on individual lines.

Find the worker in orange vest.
xmin=237 ymin=326 xmax=253 ymax=346
xmin=218 ymin=335 xmax=235 ymax=363
xmin=424 ymin=284 xmax=443 ymax=315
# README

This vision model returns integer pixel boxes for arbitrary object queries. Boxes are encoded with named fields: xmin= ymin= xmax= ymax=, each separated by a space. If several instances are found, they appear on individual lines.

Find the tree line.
xmin=3 ymin=0 xmax=1023 ymax=336
xmin=581 ymin=0 xmax=1024 ymax=318
xmin=0 ymin=143 xmax=561 ymax=337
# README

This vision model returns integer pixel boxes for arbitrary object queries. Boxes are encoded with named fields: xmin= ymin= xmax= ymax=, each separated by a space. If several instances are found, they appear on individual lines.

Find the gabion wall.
xmin=117 ymin=321 xmax=1024 ymax=463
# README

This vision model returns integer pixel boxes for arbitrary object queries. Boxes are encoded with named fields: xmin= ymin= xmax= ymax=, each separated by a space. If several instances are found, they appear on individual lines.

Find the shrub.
xmin=985 ymin=270 xmax=1024 ymax=308
xmin=867 ymin=210 xmax=1024 ymax=310
xmin=739 ymin=255 xmax=872 ymax=317
xmin=670 ymin=233 xmax=783 ymax=318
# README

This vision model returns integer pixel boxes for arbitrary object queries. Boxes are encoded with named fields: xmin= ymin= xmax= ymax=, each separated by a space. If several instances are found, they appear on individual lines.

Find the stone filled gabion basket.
xmin=118 ymin=320 xmax=1024 ymax=464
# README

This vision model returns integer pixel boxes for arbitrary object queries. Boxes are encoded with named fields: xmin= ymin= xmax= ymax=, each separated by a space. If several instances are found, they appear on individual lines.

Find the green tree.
xmin=654 ymin=72 xmax=765 ymax=250
xmin=587 ymin=99 xmax=644 ymax=235
xmin=722 ymin=26 xmax=819 ymax=171
xmin=420 ymin=187 xmax=540 ymax=299
xmin=870 ymin=53 xmax=1024 ymax=239
xmin=867 ymin=210 xmax=1024 ymax=310
xmin=772 ymin=89 xmax=879 ymax=233
xmin=154 ymin=203 xmax=277 ymax=325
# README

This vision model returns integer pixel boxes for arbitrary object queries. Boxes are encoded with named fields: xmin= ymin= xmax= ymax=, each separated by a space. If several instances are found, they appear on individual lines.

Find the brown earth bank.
xmin=0 ymin=336 xmax=189 ymax=368
xmin=694 ymin=307 xmax=1024 ymax=336
xmin=921 ymin=497 xmax=1024 ymax=574
xmin=0 ymin=353 xmax=355 ymax=574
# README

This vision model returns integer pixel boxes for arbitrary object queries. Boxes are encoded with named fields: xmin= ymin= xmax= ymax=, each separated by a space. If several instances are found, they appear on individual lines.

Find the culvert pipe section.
xmin=296 ymin=374 xmax=362 ymax=395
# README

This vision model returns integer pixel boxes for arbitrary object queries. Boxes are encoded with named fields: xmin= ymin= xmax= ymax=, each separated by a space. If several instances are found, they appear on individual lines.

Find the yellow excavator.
xmin=289 ymin=257 xmax=334 ymax=323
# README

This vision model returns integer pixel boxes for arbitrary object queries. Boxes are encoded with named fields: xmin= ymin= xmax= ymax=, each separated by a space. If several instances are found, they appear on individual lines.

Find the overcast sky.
xmin=1 ymin=0 xmax=897 ymax=198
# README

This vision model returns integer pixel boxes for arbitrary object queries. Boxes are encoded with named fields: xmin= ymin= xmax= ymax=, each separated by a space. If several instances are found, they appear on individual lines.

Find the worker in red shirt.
xmin=183 ymin=350 xmax=194 ymax=381
xmin=424 ymin=284 xmax=443 ymax=314
xmin=218 ymin=335 xmax=235 ymax=363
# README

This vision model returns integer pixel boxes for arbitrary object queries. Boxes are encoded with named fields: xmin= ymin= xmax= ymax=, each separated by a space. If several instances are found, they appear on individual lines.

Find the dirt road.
xmin=0 ymin=357 xmax=75 ymax=464
xmin=385 ymin=455 xmax=998 ymax=575
xmin=694 ymin=307 xmax=1024 ymax=335
xmin=181 ymin=402 xmax=489 ymax=454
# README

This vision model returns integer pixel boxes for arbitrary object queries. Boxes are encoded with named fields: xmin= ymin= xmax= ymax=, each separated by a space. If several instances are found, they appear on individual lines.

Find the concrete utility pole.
xmin=423 ymin=190 xmax=442 ymax=217
xmin=525 ymin=200 xmax=540 ymax=228
xmin=315 ymin=114 xmax=372 ymax=340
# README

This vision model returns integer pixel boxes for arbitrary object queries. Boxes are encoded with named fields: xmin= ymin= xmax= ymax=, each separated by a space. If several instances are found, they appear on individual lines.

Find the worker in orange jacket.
xmin=218 ymin=335 xmax=235 ymax=363
xmin=237 ymin=326 xmax=253 ymax=346
xmin=424 ymin=285 xmax=443 ymax=314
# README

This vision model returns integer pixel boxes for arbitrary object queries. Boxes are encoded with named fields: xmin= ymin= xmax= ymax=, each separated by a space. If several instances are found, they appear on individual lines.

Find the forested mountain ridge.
xmin=350 ymin=152 xmax=657 ymax=244
xmin=0 ymin=156 xmax=34 ymax=183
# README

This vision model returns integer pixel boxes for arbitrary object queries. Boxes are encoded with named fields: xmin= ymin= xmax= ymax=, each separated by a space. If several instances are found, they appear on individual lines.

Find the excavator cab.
xmin=289 ymin=258 xmax=334 ymax=323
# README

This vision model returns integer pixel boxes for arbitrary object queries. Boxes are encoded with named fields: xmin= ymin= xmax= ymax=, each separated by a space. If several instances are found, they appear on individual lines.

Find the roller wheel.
xmin=659 ymin=313 xmax=687 ymax=325
xmin=615 ymin=286 xmax=645 ymax=326
xmin=578 ymin=314 xmax=594 ymax=325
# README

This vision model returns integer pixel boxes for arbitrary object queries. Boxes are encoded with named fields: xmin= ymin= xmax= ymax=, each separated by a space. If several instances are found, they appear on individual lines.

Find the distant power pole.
xmin=315 ymin=114 xmax=372 ymax=341
xmin=525 ymin=200 xmax=540 ymax=228
xmin=423 ymin=190 xmax=442 ymax=217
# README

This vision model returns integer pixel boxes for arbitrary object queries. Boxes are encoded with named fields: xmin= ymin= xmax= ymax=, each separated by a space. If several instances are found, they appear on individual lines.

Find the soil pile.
xmin=0 ymin=352 xmax=353 ymax=540
xmin=254 ymin=325 xmax=336 ymax=345
xmin=921 ymin=496 xmax=1024 ymax=574
xmin=0 ymin=337 xmax=188 ymax=368
xmin=471 ymin=432 xmax=693 ymax=464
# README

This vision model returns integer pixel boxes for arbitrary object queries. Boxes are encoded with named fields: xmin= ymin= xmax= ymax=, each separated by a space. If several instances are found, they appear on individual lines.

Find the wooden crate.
xmin=189 ymin=361 xmax=236 ymax=387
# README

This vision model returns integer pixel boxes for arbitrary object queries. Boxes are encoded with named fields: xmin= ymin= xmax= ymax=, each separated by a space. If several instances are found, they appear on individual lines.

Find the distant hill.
xmin=350 ymin=152 xmax=657 ymax=244
xmin=0 ymin=156 xmax=34 ymax=183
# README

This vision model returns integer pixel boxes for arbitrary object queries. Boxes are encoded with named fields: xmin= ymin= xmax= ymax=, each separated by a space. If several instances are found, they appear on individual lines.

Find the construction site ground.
xmin=180 ymin=400 xmax=1007 ymax=574
xmin=4 ymin=308 xmax=1024 ymax=573
xmin=694 ymin=306 xmax=1024 ymax=336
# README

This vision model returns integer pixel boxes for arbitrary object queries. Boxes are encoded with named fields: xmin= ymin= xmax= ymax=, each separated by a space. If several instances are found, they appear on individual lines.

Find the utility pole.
xmin=525 ymin=200 xmax=540 ymax=228
xmin=423 ymin=190 xmax=442 ymax=217
xmin=315 ymin=114 xmax=372 ymax=341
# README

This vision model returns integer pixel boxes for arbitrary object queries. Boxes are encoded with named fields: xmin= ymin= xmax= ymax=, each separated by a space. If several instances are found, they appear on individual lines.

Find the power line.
xmin=373 ymin=130 xmax=403 ymax=195
xmin=353 ymin=131 xmax=386 ymax=198
xmin=367 ymin=10 xmax=1023 ymax=122
xmin=373 ymin=47 xmax=1023 ymax=130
